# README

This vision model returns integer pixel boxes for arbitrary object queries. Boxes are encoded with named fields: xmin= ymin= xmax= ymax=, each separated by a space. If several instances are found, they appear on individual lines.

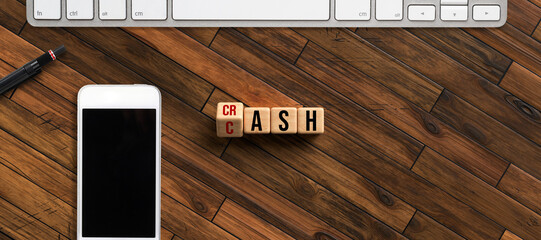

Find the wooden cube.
xmin=244 ymin=107 xmax=271 ymax=134
xmin=216 ymin=102 xmax=244 ymax=138
xmin=298 ymin=107 xmax=324 ymax=134
xmin=271 ymin=107 xmax=297 ymax=134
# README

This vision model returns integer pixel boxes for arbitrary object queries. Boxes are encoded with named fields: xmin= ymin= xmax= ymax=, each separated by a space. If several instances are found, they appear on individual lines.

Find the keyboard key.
xmin=441 ymin=6 xmax=468 ymax=21
xmin=336 ymin=0 xmax=371 ymax=20
xmin=172 ymin=0 xmax=330 ymax=20
xmin=132 ymin=0 xmax=167 ymax=20
xmin=408 ymin=5 xmax=436 ymax=21
xmin=441 ymin=0 xmax=468 ymax=5
xmin=67 ymin=0 xmax=94 ymax=20
xmin=34 ymin=0 xmax=61 ymax=20
xmin=473 ymin=5 xmax=500 ymax=21
xmin=376 ymin=0 xmax=403 ymax=20
xmin=99 ymin=0 xmax=127 ymax=20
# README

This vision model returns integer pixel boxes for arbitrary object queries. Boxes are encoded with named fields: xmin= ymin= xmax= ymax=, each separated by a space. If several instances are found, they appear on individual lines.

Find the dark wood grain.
xmin=497 ymin=165 xmax=541 ymax=215
xmin=178 ymin=28 xmax=219 ymax=46
xmin=412 ymin=148 xmax=539 ymax=240
xmin=0 ymin=197 xmax=63 ymax=239
xmin=211 ymin=28 xmax=423 ymax=168
xmin=162 ymin=160 xmax=225 ymax=220
xmin=64 ymin=27 xmax=214 ymax=110
xmin=296 ymin=42 xmax=508 ymax=185
xmin=124 ymin=27 xmax=300 ymax=108
xmin=0 ymin=162 xmax=75 ymax=238
xmin=357 ymin=27 xmax=541 ymax=146
xmin=161 ymin=228 xmax=175 ymax=240
xmin=162 ymin=126 xmax=352 ymax=239
xmin=222 ymin=138 xmax=406 ymax=239
xmin=500 ymin=230 xmax=523 ymax=240
xmin=403 ymin=212 xmax=465 ymax=240
xmin=213 ymin=199 xmax=295 ymax=240
xmin=236 ymin=28 xmax=308 ymax=63
xmin=202 ymin=89 xmax=417 ymax=232
xmin=0 ymin=0 xmax=25 ymax=34
xmin=431 ymin=90 xmax=541 ymax=180
xmin=294 ymin=28 xmax=442 ymax=111
xmin=161 ymin=194 xmax=237 ymax=240
xmin=500 ymin=62 xmax=541 ymax=111
xmin=0 ymin=3 xmax=539 ymax=238
xmin=407 ymin=28 xmax=511 ymax=83
xmin=507 ymin=0 xmax=541 ymax=34
xmin=465 ymin=24 xmax=541 ymax=79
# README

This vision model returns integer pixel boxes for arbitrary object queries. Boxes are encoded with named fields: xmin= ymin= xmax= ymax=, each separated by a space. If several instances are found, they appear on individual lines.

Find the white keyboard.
xmin=28 ymin=0 xmax=507 ymax=27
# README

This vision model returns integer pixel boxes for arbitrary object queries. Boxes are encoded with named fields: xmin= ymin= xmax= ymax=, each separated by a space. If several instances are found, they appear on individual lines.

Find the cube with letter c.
xmin=244 ymin=107 xmax=271 ymax=134
xmin=217 ymin=102 xmax=244 ymax=138
xmin=297 ymin=107 xmax=324 ymax=134
xmin=271 ymin=107 xmax=297 ymax=134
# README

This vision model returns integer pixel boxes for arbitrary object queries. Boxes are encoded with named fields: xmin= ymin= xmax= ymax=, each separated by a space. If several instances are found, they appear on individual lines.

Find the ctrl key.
xmin=34 ymin=0 xmax=61 ymax=20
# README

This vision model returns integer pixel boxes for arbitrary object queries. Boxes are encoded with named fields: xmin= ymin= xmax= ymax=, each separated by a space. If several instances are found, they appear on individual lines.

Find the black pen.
xmin=0 ymin=45 xmax=67 ymax=95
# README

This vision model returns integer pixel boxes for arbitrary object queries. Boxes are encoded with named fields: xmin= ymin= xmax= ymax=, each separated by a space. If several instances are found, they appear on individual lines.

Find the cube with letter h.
xmin=298 ymin=107 xmax=324 ymax=134
xmin=217 ymin=102 xmax=244 ymax=138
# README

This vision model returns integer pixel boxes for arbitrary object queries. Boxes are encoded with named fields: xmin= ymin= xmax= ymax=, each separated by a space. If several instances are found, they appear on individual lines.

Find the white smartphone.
xmin=77 ymin=85 xmax=161 ymax=240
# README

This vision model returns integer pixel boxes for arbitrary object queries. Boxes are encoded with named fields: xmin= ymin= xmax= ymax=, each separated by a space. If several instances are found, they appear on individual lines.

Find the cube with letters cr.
xmin=217 ymin=102 xmax=244 ymax=138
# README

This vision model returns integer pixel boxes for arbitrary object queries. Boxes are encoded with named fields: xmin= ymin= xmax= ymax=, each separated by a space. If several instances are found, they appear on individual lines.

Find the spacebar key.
xmin=173 ymin=0 xmax=330 ymax=20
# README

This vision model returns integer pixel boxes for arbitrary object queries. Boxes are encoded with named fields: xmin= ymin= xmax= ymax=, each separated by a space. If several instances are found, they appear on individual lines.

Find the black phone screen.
xmin=82 ymin=109 xmax=156 ymax=237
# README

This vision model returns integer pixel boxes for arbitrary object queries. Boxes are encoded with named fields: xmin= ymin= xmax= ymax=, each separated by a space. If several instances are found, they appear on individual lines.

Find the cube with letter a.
xmin=298 ymin=107 xmax=324 ymax=134
xmin=217 ymin=102 xmax=244 ymax=138
xmin=271 ymin=107 xmax=297 ymax=134
xmin=244 ymin=107 xmax=271 ymax=134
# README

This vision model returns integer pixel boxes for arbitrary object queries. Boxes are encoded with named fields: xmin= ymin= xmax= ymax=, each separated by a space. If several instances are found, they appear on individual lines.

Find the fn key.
xmin=34 ymin=0 xmax=61 ymax=20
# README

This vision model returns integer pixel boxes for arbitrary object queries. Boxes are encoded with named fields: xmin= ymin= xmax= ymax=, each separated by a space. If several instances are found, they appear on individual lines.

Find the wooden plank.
xmin=412 ymin=148 xmax=539 ymax=240
xmin=62 ymin=27 xmax=214 ymax=110
xmin=18 ymin=26 xmax=229 ymax=156
xmin=297 ymin=42 xmax=508 ymax=184
xmin=500 ymin=62 xmax=541 ymax=111
xmin=0 ymin=162 xmax=75 ymax=238
xmin=294 ymin=125 xmax=504 ymax=239
xmin=466 ymin=24 xmax=541 ymax=78
xmin=123 ymin=27 xmax=300 ymax=108
xmin=407 ymin=28 xmax=511 ymax=83
xmin=294 ymin=28 xmax=442 ymax=111
xmin=236 ymin=28 xmax=308 ymax=63
xmin=178 ymin=28 xmax=219 ymax=46
xmin=500 ymin=230 xmax=523 ymax=240
xmin=211 ymin=28 xmax=423 ymax=168
xmin=201 ymin=89 xmax=238 ymax=118
xmin=161 ymin=228 xmax=175 ymax=240
xmin=507 ymin=0 xmax=541 ymax=35
xmin=162 ymin=160 xmax=225 ymax=220
xmin=222 ymin=138 xmax=407 ymax=238
xmin=534 ymin=24 xmax=541 ymax=41
xmin=0 ymin=129 xmax=76 ymax=206
xmin=161 ymin=126 xmax=352 ymax=239
xmin=357 ymin=27 xmax=541 ymax=145
xmin=202 ymin=90 xmax=417 ymax=232
xmin=431 ymin=90 xmax=541 ymax=180
xmin=161 ymin=194 xmax=237 ymax=240
xmin=530 ymin=0 xmax=541 ymax=7
xmin=0 ymin=231 xmax=12 ymax=240
xmin=0 ymin=96 xmax=76 ymax=172
xmin=213 ymin=199 xmax=295 ymax=240
xmin=403 ymin=212 xmax=465 ymax=240
xmin=0 ymin=197 xmax=63 ymax=239
xmin=0 ymin=0 xmax=25 ymax=34
xmin=497 ymin=165 xmax=541 ymax=215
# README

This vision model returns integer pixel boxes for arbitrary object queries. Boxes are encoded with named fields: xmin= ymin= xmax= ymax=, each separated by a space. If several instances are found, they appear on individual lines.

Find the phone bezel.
xmin=77 ymin=85 xmax=161 ymax=240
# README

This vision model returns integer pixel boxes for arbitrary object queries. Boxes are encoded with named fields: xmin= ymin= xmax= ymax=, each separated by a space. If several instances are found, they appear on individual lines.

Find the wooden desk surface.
xmin=0 ymin=0 xmax=540 ymax=239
